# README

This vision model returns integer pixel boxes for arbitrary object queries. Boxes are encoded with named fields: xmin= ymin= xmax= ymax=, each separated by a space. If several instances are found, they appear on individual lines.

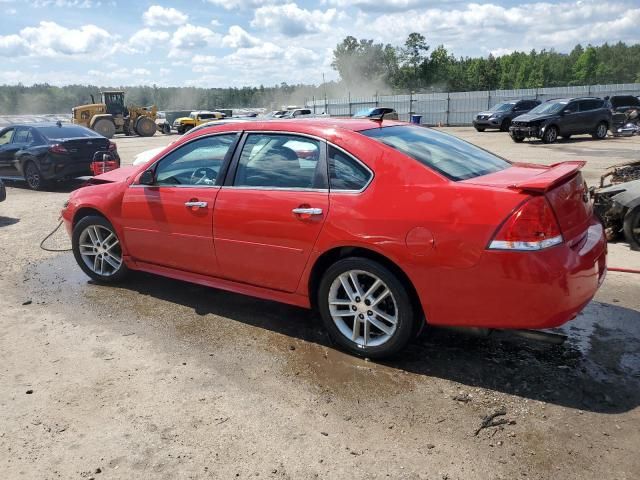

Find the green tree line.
xmin=0 ymin=38 xmax=638 ymax=114
xmin=332 ymin=35 xmax=640 ymax=92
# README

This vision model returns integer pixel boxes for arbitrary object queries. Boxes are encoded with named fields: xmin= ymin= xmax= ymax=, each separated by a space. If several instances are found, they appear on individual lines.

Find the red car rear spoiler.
xmin=508 ymin=161 xmax=586 ymax=193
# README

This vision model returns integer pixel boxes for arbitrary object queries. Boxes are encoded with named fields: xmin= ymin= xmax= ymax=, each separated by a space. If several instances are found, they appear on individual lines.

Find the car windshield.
xmin=38 ymin=125 xmax=100 ymax=140
xmin=489 ymin=103 xmax=514 ymax=112
xmin=361 ymin=125 xmax=510 ymax=181
xmin=529 ymin=101 xmax=567 ymax=115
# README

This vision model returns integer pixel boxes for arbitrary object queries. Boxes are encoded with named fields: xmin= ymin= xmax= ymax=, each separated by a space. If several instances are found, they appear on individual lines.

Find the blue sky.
xmin=0 ymin=0 xmax=638 ymax=87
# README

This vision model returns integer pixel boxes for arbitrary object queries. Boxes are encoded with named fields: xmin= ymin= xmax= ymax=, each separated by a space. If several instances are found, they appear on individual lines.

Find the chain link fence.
xmin=305 ymin=83 xmax=640 ymax=125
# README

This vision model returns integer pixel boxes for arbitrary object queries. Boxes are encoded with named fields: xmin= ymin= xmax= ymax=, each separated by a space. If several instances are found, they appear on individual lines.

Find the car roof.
xmin=1 ymin=122 xmax=79 ymax=129
xmin=184 ymin=118 xmax=407 ymax=143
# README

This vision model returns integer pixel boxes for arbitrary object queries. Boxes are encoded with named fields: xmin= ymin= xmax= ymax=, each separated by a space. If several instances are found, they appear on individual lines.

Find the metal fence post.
xmin=487 ymin=91 xmax=491 ymax=109
xmin=312 ymin=96 xmax=316 ymax=114
xmin=446 ymin=92 xmax=450 ymax=126
xmin=348 ymin=92 xmax=351 ymax=116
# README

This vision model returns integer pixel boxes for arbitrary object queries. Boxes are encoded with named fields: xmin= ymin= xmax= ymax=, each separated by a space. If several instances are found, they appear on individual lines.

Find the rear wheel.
xmin=93 ymin=118 xmax=115 ymax=139
xmin=72 ymin=215 xmax=129 ymax=282
xmin=474 ymin=126 xmax=485 ymax=132
xmin=500 ymin=119 xmax=511 ymax=132
xmin=542 ymin=125 xmax=558 ymax=144
xmin=592 ymin=121 xmax=608 ymax=139
xmin=24 ymin=161 xmax=48 ymax=191
xmin=623 ymin=207 xmax=640 ymax=251
xmin=318 ymin=257 xmax=417 ymax=359
xmin=135 ymin=116 xmax=157 ymax=137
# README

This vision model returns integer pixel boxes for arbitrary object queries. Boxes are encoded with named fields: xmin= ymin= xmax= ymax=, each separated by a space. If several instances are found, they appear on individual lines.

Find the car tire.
xmin=542 ymin=125 xmax=558 ymax=144
xmin=24 ymin=161 xmax=48 ymax=191
xmin=623 ymin=207 xmax=640 ymax=251
xmin=500 ymin=119 xmax=511 ymax=132
xmin=592 ymin=122 xmax=608 ymax=140
xmin=93 ymin=118 xmax=115 ymax=139
xmin=317 ymin=257 xmax=417 ymax=359
xmin=474 ymin=126 xmax=485 ymax=132
xmin=72 ymin=215 xmax=129 ymax=283
xmin=510 ymin=134 xmax=525 ymax=143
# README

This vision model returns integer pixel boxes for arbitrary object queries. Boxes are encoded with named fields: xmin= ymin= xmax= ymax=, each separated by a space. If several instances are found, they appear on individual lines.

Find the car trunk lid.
xmin=464 ymin=161 xmax=593 ymax=241
xmin=53 ymin=137 xmax=111 ymax=163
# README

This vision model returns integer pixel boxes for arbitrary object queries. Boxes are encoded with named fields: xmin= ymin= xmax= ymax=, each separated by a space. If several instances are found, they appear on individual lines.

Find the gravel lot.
xmin=1 ymin=127 xmax=639 ymax=479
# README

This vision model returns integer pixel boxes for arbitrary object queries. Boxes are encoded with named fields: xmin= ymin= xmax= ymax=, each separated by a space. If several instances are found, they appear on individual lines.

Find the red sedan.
xmin=61 ymin=119 xmax=607 ymax=358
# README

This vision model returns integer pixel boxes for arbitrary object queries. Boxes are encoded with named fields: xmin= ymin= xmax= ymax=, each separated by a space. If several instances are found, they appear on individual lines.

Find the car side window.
xmin=328 ymin=146 xmax=372 ymax=191
xmin=565 ymin=102 xmax=578 ymax=113
xmin=234 ymin=133 xmax=322 ymax=189
xmin=13 ymin=127 xmax=33 ymax=144
xmin=153 ymin=134 xmax=236 ymax=186
xmin=0 ymin=129 xmax=15 ymax=145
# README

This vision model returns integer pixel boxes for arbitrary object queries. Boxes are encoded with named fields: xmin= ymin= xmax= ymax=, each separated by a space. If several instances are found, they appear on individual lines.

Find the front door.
xmin=121 ymin=133 xmax=239 ymax=276
xmin=214 ymin=132 xmax=329 ymax=293
xmin=0 ymin=128 xmax=19 ymax=176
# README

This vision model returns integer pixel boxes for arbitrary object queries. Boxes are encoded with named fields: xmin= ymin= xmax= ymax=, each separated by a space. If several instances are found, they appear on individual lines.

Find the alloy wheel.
xmin=25 ymin=163 xmax=41 ymax=190
xmin=596 ymin=123 xmax=607 ymax=138
xmin=328 ymin=270 xmax=398 ymax=347
xmin=78 ymin=224 xmax=122 ymax=276
xmin=545 ymin=127 xmax=557 ymax=143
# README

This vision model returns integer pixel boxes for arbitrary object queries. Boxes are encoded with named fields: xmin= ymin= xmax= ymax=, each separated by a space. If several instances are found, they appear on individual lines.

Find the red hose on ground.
xmin=608 ymin=267 xmax=640 ymax=274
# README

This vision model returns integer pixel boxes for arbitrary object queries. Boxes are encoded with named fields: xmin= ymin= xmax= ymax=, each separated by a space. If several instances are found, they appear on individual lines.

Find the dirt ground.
xmin=1 ymin=128 xmax=639 ymax=480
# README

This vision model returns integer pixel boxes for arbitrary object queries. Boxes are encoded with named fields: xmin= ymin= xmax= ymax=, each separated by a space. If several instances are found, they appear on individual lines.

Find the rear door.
xmin=121 ymin=133 xmax=239 ymax=276
xmin=576 ymin=100 xmax=600 ymax=133
xmin=213 ymin=132 xmax=329 ymax=292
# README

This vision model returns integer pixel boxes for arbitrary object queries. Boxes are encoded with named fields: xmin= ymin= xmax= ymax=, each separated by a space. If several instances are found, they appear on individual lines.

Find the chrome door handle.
xmin=292 ymin=207 xmax=323 ymax=215
xmin=185 ymin=201 xmax=208 ymax=208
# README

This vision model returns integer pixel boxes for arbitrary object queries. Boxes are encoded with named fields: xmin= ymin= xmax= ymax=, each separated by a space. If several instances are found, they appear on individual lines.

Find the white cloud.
xmin=0 ymin=21 xmax=115 ymax=58
xmin=251 ymin=3 xmax=337 ymax=36
xmin=192 ymin=54 xmax=218 ymax=64
xmin=169 ymin=24 xmax=221 ymax=58
xmin=205 ymin=0 xmax=284 ymax=11
xmin=142 ymin=5 xmax=188 ymax=27
xmin=126 ymin=28 xmax=170 ymax=54
xmin=33 ymin=0 xmax=98 ymax=7
xmin=222 ymin=25 xmax=261 ymax=48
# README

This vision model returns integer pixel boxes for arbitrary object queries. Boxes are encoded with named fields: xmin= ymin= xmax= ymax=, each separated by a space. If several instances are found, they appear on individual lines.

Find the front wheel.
xmin=500 ymin=119 xmax=511 ymax=132
xmin=542 ymin=125 xmax=558 ymax=144
xmin=72 ymin=215 xmax=129 ymax=282
xmin=592 ymin=122 xmax=608 ymax=139
xmin=510 ymin=133 xmax=525 ymax=143
xmin=318 ymin=257 xmax=417 ymax=359
xmin=623 ymin=207 xmax=640 ymax=251
xmin=474 ymin=126 xmax=485 ymax=132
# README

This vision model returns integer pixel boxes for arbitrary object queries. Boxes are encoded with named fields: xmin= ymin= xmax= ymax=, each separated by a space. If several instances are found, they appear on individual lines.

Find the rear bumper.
xmin=39 ymin=155 xmax=120 ymax=181
xmin=415 ymin=218 xmax=607 ymax=330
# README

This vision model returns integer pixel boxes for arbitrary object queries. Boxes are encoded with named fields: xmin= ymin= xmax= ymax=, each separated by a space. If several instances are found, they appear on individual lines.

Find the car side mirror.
xmin=139 ymin=169 xmax=155 ymax=185
xmin=563 ymin=109 xmax=573 ymax=115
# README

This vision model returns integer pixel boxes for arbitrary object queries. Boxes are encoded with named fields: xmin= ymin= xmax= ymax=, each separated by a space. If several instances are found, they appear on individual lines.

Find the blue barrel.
xmin=410 ymin=115 xmax=422 ymax=124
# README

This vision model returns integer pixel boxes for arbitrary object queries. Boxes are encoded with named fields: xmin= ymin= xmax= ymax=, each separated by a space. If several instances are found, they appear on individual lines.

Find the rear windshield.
xmin=361 ymin=125 xmax=510 ymax=181
xmin=37 ymin=125 xmax=101 ymax=140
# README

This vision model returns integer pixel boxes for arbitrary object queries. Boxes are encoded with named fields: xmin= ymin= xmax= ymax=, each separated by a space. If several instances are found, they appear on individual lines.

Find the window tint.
xmin=361 ymin=125 xmax=510 ymax=181
xmin=329 ymin=146 xmax=371 ymax=191
xmin=579 ymin=99 xmax=603 ymax=111
xmin=154 ymin=134 xmax=236 ymax=186
xmin=0 ymin=129 xmax=15 ymax=145
xmin=234 ymin=133 xmax=321 ymax=189
xmin=13 ymin=127 xmax=33 ymax=144
xmin=37 ymin=125 xmax=100 ymax=140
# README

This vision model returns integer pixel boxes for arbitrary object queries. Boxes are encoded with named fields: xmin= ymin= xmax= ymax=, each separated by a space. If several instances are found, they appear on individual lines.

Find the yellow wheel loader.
xmin=72 ymin=91 xmax=158 ymax=139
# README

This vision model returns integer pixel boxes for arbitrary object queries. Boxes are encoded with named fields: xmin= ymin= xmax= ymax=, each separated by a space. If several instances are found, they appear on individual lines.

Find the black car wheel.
xmin=623 ymin=207 xmax=640 ymax=251
xmin=318 ymin=257 xmax=417 ymax=359
xmin=72 ymin=215 xmax=129 ymax=282
xmin=542 ymin=126 xmax=558 ymax=144
xmin=510 ymin=133 xmax=525 ymax=143
xmin=592 ymin=122 xmax=608 ymax=140
xmin=474 ymin=126 xmax=485 ymax=132
xmin=500 ymin=119 xmax=511 ymax=132
xmin=24 ymin=161 xmax=48 ymax=191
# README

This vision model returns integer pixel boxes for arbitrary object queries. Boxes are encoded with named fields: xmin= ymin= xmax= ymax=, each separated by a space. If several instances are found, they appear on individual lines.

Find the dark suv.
xmin=473 ymin=99 xmax=540 ymax=132
xmin=509 ymin=97 xmax=611 ymax=144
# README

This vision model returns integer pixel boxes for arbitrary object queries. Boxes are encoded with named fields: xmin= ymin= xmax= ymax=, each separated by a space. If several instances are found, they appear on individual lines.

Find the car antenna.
xmin=370 ymin=112 xmax=386 ymax=125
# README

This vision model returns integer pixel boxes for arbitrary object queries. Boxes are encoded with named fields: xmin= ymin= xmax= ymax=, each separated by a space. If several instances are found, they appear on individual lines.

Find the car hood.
xmin=174 ymin=117 xmax=193 ymax=123
xmin=89 ymin=165 xmax=138 ymax=184
xmin=513 ymin=113 xmax=555 ymax=123
xmin=477 ymin=111 xmax=504 ymax=116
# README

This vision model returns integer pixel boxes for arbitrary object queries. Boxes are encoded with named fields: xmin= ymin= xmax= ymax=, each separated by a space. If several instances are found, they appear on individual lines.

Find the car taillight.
xmin=488 ymin=196 xmax=563 ymax=251
xmin=108 ymin=141 xmax=117 ymax=151
xmin=49 ymin=144 xmax=68 ymax=154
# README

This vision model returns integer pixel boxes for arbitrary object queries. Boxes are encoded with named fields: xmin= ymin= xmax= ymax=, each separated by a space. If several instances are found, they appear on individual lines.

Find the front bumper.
xmin=473 ymin=117 xmax=502 ymax=128
xmin=509 ymin=124 xmax=542 ymax=138
xmin=415 ymin=218 xmax=607 ymax=330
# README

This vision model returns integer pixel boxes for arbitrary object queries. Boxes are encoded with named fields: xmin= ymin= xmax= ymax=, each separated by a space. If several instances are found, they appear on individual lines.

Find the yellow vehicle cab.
xmin=172 ymin=111 xmax=226 ymax=134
